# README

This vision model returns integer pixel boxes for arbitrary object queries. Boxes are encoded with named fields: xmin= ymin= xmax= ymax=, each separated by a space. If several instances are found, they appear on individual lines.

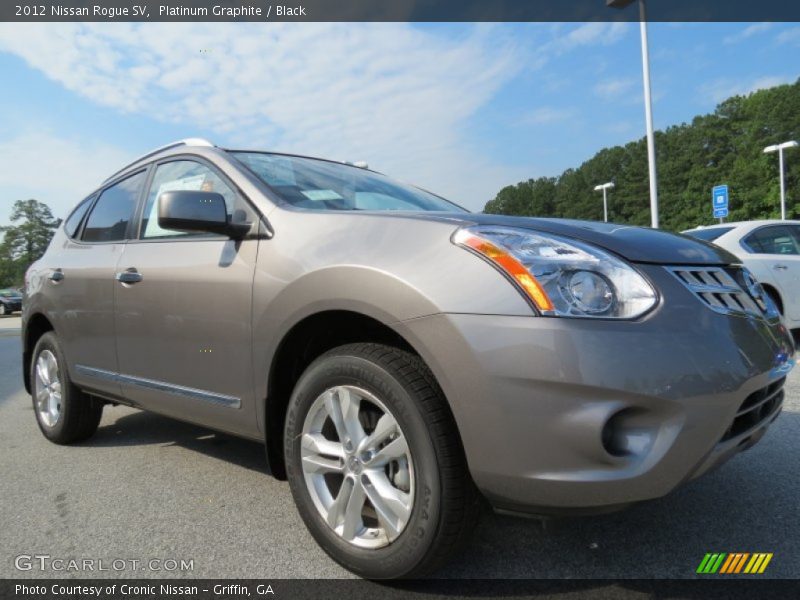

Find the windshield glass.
xmin=0 ymin=290 xmax=21 ymax=298
xmin=683 ymin=227 xmax=734 ymax=242
xmin=231 ymin=152 xmax=466 ymax=213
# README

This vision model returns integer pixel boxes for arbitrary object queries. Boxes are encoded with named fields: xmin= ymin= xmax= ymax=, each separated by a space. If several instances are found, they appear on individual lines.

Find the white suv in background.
xmin=683 ymin=220 xmax=800 ymax=329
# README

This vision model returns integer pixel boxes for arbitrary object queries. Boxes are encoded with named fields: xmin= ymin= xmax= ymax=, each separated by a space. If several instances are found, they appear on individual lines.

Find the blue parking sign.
xmin=712 ymin=185 xmax=728 ymax=219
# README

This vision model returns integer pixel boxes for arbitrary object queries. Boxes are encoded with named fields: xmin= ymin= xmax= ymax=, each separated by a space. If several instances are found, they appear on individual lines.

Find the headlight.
xmin=453 ymin=225 xmax=657 ymax=319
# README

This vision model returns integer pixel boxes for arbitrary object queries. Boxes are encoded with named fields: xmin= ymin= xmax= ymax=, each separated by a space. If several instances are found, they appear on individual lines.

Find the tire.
xmin=31 ymin=332 xmax=103 ymax=444
xmin=284 ymin=343 xmax=479 ymax=579
xmin=0 ymin=303 xmax=6 ymax=316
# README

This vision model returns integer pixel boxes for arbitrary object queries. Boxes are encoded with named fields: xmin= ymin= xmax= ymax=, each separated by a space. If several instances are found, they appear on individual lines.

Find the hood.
xmin=398 ymin=213 xmax=738 ymax=266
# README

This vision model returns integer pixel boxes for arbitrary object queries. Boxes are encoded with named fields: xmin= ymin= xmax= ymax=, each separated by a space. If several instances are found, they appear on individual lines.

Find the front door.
xmin=113 ymin=158 xmax=260 ymax=437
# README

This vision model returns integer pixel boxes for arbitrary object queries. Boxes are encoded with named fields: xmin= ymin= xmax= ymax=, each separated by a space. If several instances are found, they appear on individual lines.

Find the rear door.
xmin=53 ymin=170 xmax=148 ymax=398
xmin=112 ymin=157 xmax=261 ymax=437
xmin=742 ymin=225 xmax=800 ymax=322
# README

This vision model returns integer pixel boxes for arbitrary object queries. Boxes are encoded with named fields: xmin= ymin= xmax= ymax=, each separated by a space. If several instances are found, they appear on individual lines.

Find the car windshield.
xmin=0 ymin=290 xmax=21 ymax=298
xmin=231 ymin=151 xmax=467 ymax=213
xmin=683 ymin=227 xmax=735 ymax=242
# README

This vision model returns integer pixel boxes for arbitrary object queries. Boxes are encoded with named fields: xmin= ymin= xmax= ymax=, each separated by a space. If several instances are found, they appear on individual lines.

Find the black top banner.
xmin=3 ymin=0 xmax=800 ymax=22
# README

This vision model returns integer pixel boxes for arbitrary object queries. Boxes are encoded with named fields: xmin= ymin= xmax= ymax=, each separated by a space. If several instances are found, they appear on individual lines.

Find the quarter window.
xmin=140 ymin=160 xmax=240 ymax=239
xmin=82 ymin=171 xmax=145 ymax=242
xmin=64 ymin=196 xmax=94 ymax=238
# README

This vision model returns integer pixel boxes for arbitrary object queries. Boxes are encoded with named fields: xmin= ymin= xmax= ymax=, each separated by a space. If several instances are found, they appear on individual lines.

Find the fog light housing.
xmin=602 ymin=408 xmax=656 ymax=458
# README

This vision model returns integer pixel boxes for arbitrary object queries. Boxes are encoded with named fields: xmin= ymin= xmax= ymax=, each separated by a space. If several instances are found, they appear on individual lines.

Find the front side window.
xmin=232 ymin=152 xmax=465 ymax=212
xmin=743 ymin=226 xmax=799 ymax=255
xmin=140 ymin=160 xmax=240 ymax=239
xmin=82 ymin=171 xmax=145 ymax=242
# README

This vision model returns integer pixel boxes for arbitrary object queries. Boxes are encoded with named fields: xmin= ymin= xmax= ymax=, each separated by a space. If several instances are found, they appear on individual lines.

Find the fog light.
xmin=602 ymin=409 xmax=655 ymax=458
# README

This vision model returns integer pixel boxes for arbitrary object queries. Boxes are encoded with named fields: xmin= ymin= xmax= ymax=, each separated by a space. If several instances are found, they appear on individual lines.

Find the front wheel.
xmin=284 ymin=343 xmax=479 ymax=579
xmin=31 ymin=332 xmax=103 ymax=444
xmin=0 ymin=303 xmax=7 ymax=316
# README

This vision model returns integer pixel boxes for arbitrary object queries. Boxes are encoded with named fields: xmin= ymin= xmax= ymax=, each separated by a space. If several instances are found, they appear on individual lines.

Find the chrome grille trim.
xmin=666 ymin=266 xmax=763 ymax=317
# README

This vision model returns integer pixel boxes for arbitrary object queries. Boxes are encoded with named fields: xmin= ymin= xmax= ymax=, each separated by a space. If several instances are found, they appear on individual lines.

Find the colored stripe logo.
xmin=696 ymin=553 xmax=773 ymax=574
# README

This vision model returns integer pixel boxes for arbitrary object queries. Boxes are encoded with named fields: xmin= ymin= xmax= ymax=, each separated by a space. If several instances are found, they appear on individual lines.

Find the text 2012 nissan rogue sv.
xmin=22 ymin=139 xmax=795 ymax=578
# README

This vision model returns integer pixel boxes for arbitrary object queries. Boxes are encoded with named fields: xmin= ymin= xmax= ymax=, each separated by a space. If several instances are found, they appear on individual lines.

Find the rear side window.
xmin=64 ymin=196 xmax=94 ymax=238
xmin=82 ymin=171 xmax=146 ymax=242
xmin=743 ymin=226 xmax=799 ymax=255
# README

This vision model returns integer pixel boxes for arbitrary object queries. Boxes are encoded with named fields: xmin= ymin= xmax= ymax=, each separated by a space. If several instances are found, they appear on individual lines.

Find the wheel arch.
xmin=23 ymin=312 xmax=56 ymax=393
xmin=262 ymin=309 xmax=458 ymax=480
xmin=761 ymin=283 xmax=784 ymax=315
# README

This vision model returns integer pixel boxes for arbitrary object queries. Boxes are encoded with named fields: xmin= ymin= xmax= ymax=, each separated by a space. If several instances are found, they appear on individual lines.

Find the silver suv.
xmin=22 ymin=138 xmax=795 ymax=578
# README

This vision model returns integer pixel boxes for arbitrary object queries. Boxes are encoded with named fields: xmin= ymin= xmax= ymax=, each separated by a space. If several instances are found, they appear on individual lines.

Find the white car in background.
xmin=683 ymin=220 xmax=800 ymax=329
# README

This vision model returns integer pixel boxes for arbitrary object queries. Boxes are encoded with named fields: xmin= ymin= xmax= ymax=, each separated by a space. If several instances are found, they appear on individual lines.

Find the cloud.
xmin=0 ymin=131 xmax=132 ymax=221
xmin=0 ymin=23 xmax=527 ymax=210
xmin=777 ymin=27 xmax=800 ymax=46
xmin=594 ymin=78 xmax=635 ymax=99
xmin=521 ymin=106 xmax=576 ymax=125
xmin=700 ymin=74 xmax=796 ymax=104
xmin=555 ymin=22 xmax=629 ymax=52
xmin=723 ymin=23 xmax=771 ymax=45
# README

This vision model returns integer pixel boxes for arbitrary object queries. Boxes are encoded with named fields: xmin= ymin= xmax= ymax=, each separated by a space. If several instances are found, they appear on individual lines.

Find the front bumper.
xmin=397 ymin=264 xmax=794 ymax=514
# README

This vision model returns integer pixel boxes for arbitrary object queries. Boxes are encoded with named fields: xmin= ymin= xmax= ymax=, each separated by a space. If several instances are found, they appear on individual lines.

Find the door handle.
xmin=48 ymin=269 xmax=64 ymax=282
xmin=773 ymin=264 xmax=788 ymax=271
xmin=116 ymin=268 xmax=143 ymax=284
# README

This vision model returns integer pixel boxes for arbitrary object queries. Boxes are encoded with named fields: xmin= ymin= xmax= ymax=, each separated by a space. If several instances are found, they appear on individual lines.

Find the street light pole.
xmin=608 ymin=0 xmax=659 ymax=228
xmin=764 ymin=141 xmax=799 ymax=220
xmin=594 ymin=182 xmax=615 ymax=222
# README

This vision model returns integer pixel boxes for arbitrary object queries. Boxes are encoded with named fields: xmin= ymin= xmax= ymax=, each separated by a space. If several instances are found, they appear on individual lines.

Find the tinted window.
xmin=140 ymin=160 xmax=239 ymax=239
xmin=233 ymin=152 xmax=465 ymax=212
xmin=82 ymin=171 xmax=145 ymax=242
xmin=64 ymin=196 xmax=94 ymax=238
xmin=744 ymin=226 xmax=799 ymax=255
xmin=683 ymin=227 xmax=734 ymax=242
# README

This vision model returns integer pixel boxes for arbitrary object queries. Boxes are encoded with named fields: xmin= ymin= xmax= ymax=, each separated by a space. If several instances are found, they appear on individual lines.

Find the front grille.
xmin=667 ymin=266 xmax=764 ymax=317
xmin=721 ymin=378 xmax=784 ymax=442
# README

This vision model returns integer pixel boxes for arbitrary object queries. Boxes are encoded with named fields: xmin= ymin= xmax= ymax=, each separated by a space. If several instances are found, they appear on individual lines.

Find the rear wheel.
xmin=284 ymin=343 xmax=479 ymax=578
xmin=32 ymin=332 xmax=103 ymax=444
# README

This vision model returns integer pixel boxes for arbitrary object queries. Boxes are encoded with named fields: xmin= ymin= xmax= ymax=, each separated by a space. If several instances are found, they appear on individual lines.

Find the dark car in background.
xmin=0 ymin=289 xmax=23 ymax=315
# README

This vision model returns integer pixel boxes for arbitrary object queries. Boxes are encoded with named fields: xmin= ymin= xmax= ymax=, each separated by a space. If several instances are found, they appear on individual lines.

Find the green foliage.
xmin=0 ymin=199 xmax=61 ymax=287
xmin=484 ymin=79 xmax=800 ymax=231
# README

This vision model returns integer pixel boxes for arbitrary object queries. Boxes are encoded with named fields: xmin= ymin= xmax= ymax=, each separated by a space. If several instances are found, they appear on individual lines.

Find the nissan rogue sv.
xmin=22 ymin=138 xmax=795 ymax=578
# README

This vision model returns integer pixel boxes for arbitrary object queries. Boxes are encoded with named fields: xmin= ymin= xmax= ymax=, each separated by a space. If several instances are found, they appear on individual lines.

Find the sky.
xmin=0 ymin=21 xmax=799 ymax=224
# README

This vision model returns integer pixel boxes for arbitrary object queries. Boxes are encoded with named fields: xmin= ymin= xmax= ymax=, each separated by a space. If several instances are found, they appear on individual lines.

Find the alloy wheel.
xmin=300 ymin=385 xmax=415 ymax=549
xmin=34 ymin=349 xmax=62 ymax=427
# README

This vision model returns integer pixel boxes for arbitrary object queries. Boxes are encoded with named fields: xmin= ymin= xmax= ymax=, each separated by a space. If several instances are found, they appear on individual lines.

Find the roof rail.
xmin=103 ymin=138 xmax=215 ymax=183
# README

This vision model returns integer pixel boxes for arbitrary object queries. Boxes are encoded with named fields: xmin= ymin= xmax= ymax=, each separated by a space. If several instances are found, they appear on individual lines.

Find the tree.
xmin=0 ymin=199 xmax=61 ymax=287
xmin=483 ymin=78 xmax=800 ymax=231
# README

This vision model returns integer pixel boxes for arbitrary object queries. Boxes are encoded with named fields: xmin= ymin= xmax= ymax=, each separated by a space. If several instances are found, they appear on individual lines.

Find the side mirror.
xmin=158 ymin=191 xmax=250 ymax=238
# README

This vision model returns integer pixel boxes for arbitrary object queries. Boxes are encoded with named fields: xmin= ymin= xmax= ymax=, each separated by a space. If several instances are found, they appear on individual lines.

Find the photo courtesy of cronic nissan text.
xmin=0 ymin=1 xmax=799 ymax=598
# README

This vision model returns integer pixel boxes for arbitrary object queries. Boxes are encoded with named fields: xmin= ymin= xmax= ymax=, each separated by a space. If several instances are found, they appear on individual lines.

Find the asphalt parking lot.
xmin=0 ymin=314 xmax=798 ymax=579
